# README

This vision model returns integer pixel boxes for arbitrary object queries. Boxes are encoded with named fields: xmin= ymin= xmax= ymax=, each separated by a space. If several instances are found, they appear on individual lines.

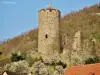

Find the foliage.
xmin=0 ymin=58 xmax=11 ymax=67
xmin=54 ymin=66 xmax=64 ymax=75
xmin=26 ymin=55 xmax=43 ymax=67
xmin=84 ymin=56 xmax=100 ymax=64
xmin=89 ymin=33 xmax=100 ymax=40
xmin=4 ymin=60 xmax=29 ymax=74
xmin=33 ymin=56 xmax=43 ymax=62
xmin=11 ymin=52 xmax=25 ymax=62
xmin=49 ymin=66 xmax=55 ymax=72
xmin=56 ymin=61 xmax=66 ymax=68
xmin=71 ymin=57 xmax=83 ymax=66
xmin=30 ymin=61 xmax=64 ymax=75
xmin=60 ymin=4 xmax=100 ymax=39
xmin=30 ymin=61 xmax=49 ymax=75
xmin=67 ymin=63 xmax=71 ymax=68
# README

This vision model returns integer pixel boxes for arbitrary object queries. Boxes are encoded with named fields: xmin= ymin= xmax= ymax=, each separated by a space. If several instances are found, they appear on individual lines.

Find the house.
xmin=2 ymin=71 xmax=19 ymax=75
xmin=2 ymin=71 xmax=28 ymax=75
xmin=64 ymin=63 xmax=100 ymax=75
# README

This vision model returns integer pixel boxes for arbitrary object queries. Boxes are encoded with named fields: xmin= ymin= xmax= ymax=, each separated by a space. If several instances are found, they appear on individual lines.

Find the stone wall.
xmin=61 ymin=30 xmax=100 ymax=65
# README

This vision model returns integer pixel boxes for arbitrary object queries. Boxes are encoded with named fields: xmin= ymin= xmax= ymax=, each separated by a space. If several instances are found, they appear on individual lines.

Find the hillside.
xmin=0 ymin=28 xmax=38 ymax=55
xmin=60 ymin=4 xmax=100 ymax=38
xmin=0 ymin=4 xmax=100 ymax=66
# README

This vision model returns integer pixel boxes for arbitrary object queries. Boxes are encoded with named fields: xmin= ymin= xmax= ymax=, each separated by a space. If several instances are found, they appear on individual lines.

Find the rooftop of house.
xmin=1 ymin=71 xmax=27 ymax=75
xmin=2 ymin=71 xmax=19 ymax=75
xmin=64 ymin=63 xmax=100 ymax=75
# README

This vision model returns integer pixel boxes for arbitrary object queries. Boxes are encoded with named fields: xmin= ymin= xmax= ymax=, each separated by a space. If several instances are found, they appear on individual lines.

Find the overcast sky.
xmin=0 ymin=0 xmax=100 ymax=41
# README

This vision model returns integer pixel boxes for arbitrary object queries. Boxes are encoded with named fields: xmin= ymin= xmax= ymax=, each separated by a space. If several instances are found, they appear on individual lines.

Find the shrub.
xmin=57 ymin=61 xmax=66 ymax=68
xmin=4 ymin=60 xmax=29 ymax=74
xmin=26 ymin=55 xmax=43 ymax=67
xmin=11 ymin=52 xmax=25 ymax=62
xmin=30 ymin=61 xmax=49 ymax=75
xmin=54 ymin=66 xmax=64 ymax=75
xmin=84 ymin=56 xmax=100 ymax=64
xmin=49 ymin=66 xmax=55 ymax=72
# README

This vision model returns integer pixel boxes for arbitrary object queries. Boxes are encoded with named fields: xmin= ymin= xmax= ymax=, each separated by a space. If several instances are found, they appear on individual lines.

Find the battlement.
xmin=39 ymin=8 xmax=60 ymax=14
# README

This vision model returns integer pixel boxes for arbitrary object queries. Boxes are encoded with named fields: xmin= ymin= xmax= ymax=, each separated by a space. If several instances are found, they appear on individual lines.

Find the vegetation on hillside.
xmin=60 ymin=4 xmax=100 ymax=39
xmin=0 ymin=4 xmax=100 ymax=56
xmin=11 ymin=52 xmax=25 ymax=62
xmin=0 ymin=4 xmax=100 ymax=74
xmin=0 ymin=28 xmax=38 ymax=54
xmin=84 ymin=56 xmax=100 ymax=64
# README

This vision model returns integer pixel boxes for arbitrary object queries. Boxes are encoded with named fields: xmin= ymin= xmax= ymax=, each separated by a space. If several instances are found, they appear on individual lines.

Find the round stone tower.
xmin=38 ymin=3 xmax=61 ymax=56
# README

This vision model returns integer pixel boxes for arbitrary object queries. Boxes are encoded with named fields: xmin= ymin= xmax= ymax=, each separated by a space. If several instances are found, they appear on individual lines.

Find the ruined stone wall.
xmin=72 ymin=31 xmax=81 ymax=51
xmin=61 ymin=31 xmax=100 ymax=65
xmin=38 ymin=9 xmax=60 ymax=56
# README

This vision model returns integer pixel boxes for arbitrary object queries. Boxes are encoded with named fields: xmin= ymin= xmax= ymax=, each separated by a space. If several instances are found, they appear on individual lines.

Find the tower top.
xmin=48 ymin=2 xmax=52 ymax=8
xmin=39 ymin=3 xmax=60 ymax=13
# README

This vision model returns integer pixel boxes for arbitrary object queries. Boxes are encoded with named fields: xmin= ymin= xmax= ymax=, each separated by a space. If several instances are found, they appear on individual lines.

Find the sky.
xmin=0 ymin=0 xmax=100 ymax=41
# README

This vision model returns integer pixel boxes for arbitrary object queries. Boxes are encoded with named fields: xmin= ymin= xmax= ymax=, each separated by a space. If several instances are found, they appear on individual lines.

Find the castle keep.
xmin=38 ymin=4 xmax=61 ymax=55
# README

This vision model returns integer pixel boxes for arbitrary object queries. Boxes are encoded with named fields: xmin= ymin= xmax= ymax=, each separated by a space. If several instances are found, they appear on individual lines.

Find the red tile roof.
xmin=64 ymin=63 xmax=100 ymax=75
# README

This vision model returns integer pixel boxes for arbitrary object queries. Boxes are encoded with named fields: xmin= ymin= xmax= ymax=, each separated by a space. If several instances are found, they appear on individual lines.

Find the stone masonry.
xmin=38 ymin=6 xmax=61 ymax=56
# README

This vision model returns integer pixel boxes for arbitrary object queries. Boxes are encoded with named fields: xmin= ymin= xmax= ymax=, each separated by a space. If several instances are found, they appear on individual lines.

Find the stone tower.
xmin=38 ymin=3 xmax=61 ymax=56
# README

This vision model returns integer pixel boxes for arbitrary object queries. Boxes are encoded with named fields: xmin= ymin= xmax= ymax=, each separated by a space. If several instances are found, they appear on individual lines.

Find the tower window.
xmin=0 ymin=52 xmax=2 ymax=55
xmin=45 ymin=34 xmax=48 ymax=38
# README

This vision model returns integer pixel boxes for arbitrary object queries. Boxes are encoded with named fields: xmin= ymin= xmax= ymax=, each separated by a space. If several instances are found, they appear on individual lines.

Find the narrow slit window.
xmin=0 ymin=52 xmax=2 ymax=55
xmin=45 ymin=34 xmax=48 ymax=38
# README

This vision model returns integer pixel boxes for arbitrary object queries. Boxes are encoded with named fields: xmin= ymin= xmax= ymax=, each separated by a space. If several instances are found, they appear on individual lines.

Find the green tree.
xmin=11 ymin=52 xmax=25 ymax=62
xmin=84 ymin=56 xmax=100 ymax=64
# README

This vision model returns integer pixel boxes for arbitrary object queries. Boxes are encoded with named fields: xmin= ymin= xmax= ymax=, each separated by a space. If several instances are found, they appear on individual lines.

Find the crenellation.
xmin=39 ymin=9 xmax=60 ymax=15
